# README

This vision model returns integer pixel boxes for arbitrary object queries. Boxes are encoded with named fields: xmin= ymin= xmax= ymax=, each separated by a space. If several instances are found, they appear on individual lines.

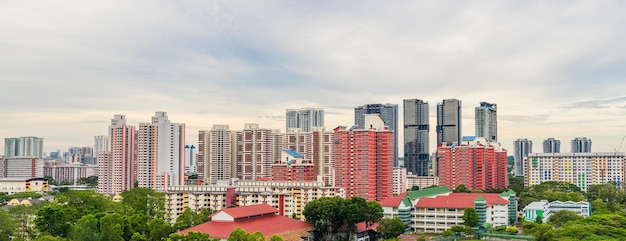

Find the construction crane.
xmin=616 ymin=136 xmax=625 ymax=152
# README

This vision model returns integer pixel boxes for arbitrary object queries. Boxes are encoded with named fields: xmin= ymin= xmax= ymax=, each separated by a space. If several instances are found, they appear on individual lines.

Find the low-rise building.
xmin=43 ymin=162 xmax=97 ymax=185
xmin=165 ymin=180 xmax=344 ymax=222
xmin=0 ymin=177 xmax=48 ymax=194
xmin=378 ymin=186 xmax=517 ymax=233
xmin=523 ymin=200 xmax=591 ymax=223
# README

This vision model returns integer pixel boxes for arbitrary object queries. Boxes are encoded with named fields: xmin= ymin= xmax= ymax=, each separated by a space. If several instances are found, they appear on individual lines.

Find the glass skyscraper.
xmin=403 ymin=99 xmax=430 ymax=176
xmin=475 ymin=102 xmax=497 ymax=142
xmin=436 ymin=99 xmax=462 ymax=145
xmin=286 ymin=108 xmax=324 ymax=133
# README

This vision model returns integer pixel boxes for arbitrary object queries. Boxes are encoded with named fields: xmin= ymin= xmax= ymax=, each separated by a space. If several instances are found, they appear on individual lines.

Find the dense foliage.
xmin=376 ymin=218 xmax=407 ymax=239
xmin=303 ymin=196 xmax=383 ymax=241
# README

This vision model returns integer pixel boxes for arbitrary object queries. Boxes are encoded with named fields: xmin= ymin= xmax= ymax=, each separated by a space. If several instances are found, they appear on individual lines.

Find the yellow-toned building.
xmin=165 ymin=180 xmax=344 ymax=223
xmin=525 ymin=152 xmax=625 ymax=190
xmin=0 ymin=177 xmax=48 ymax=194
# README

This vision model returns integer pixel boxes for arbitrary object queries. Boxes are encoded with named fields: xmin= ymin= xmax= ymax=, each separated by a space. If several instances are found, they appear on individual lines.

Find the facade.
xmin=523 ymin=200 xmax=591 ymax=223
xmin=271 ymin=149 xmax=316 ymax=182
xmin=475 ymin=102 xmax=497 ymax=142
xmin=0 ymin=156 xmax=44 ymax=178
xmin=437 ymin=137 xmax=508 ymax=190
xmin=513 ymin=138 xmax=533 ymax=177
xmin=98 ymin=115 xmax=137 ymax=195
xmin=355 ymin=103 xmax=398 ymax=167
xmin=197 ymin=130 xmax=209 ymax=183
xmin=393 ymin=167 xmax=408 ymax=195
xmin=524 ymin=152 xmax=625 ymax=191
xmin=543 ymin=138 xmax=561 ymax=153
xmin=334 ymin=114 xmax=393 ymax=201
xmin=284 ymin=128 xmax=335 ymax=185
xmin=403 ymin=99 xmax=430 ymax=176
xmin=165 ymin=180 xmax=344 ymax=222
xmin=206 ymin=125 xmax=236 ymax=185
xmin=236 ymin=123 xmax=276 ymax=180
xmin=4 ymin=136 xmax=44 ymax=159
xmin=285 ymin=107 xmax=324 ymax=133
xmin=406 ymin=175 xmax=439 ymax=191
xmin=436 ymin=99 xmax=462 ymax=145
xmin=413 ymin=192 xmax=516 ymax=232
xmin=378 ymin=186 xmax=517 ymax=233
xmin=0 ymin=177 xmax=48 ymax=194
xmin=43 ymin=163 xmax=97 ymax=185
xmin=136 ymin=112 xmax=186 ymax=191
xmin=94 ymin=135 xmax=109 ymax=163
xmin=571 ymin=137 xmax=592 ymax=153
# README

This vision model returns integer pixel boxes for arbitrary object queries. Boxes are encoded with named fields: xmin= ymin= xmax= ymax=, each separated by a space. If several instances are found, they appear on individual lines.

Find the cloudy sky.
xmin=2 ymin=1 xmax=626 ymax=155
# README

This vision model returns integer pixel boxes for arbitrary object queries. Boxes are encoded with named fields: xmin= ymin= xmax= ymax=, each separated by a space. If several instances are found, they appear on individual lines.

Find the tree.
xmin=303 ymin=196 xmax=345 ymax=241
xmin=586 ymin=182 xmax=625 ymax=213
xmin=35 ymin=205 xmax=75 ymax=238
xmin=131 ymin=233 xmax=148 ymax=241
xmin=227 ymin=227 xmax=249 ymax=241
xmin=32 ymin=235 xmax=64 ymax=241
xmin=76 ymin=176 xmax=98 ymax=187
xmin=121 ymin=188 xmax=166 ymax=218
xmin=100 ymin=213 xmax=126 ymax=241
xmin=504 ymin=226 xmax=519 ymax=235
xmin=527 ymin=224 xmax=555 ymax=241
xmin=269 ymin=235 xmax=284 ymax=241
xmin=376 ymin=218 xmax=407 ymax=239
xmin=168 ymin=232 xmax=217 ymax=241
xmin=462 ymin=208 xmax=478 ymax=227
xmin=364 ymin=200 xmax=384 ymax=228
xmin=410 ymin=186 xmax=420 ymax=191
xmin=70 ymin=214 xmax=100 ymax=241
xmin=454 ymin=184 xmax=471 ymax=193
xmin=248 ymin=231 xmax=265 ymax=241
xmin=547 ymin=210 xmax=583 ymax=228
xmin=148 ymin=218 xmax=173 ymax=241
xmin=535 ymin=216 xmax=543 ymax=224
xmin=174 ymin=208 xmax=198 ymax=230
xmin=0 ymin=209 xmax=16 ymax=241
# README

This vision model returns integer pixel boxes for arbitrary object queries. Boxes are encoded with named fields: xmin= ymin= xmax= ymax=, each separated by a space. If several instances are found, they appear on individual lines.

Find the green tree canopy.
xmin=548 ymin=210 xmax=584 ymax=228
xmin=227 ymin=227 xmax=249 ymax=241
xmin=376 ymin=218 xmax=407 ymax=239
xmin=70 ymin=214 xmax=100 ymax=241
xmin=462 ymin=208 xmax=479 ymax=227
xmin=454 ymin=184 xmax=471 ymax=193
xmin=0 ymin=209 xmax=16 ymax=241
xmin=35 ymin=205 xmax=75 ymax=238
xmin=121 ymin=188 xmax=166 ymax=218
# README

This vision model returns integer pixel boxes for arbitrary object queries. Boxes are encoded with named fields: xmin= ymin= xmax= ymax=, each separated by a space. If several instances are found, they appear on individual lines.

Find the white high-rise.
xmin=286 ymin=108 xmax=324 ymax=133
xmin=94 ymin=135 xmax=109 ymax=161
xmin=475 ymin=102 xmax=497 ymax=142
xmin=137 ymin=112 xmax=186 ymax=191
xmin=4 ymin=136 xmax=44 ymax=159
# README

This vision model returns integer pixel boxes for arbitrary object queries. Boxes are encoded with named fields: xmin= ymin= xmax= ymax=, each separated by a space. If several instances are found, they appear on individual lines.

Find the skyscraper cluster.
xmin=513 ymin=137 xmax=594 ymax=177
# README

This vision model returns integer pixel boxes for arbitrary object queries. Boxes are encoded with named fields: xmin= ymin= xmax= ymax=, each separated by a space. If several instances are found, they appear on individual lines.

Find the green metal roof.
xmin=401 ymin=197 xmax=412 ymax=207
xmin=474 ymin=195 xmax=486 ymax=202
xmin=406 ymin=186 xmax=451 ymax=199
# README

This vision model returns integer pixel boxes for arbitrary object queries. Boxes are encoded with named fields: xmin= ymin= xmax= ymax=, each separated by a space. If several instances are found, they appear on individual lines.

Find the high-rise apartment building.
xmin=475 ymin=102 xmax=498 ymax=142
xmin=94 ymin=135 xmax=109 ymax=161
xmin=236 ymin=124 xmax=276 ymax=180
xmin=197 ymin=130 xmax=209 ymax=183
xmin=98 ymin=115 xmax=136 ymax=195
xmin=543 ymin=138 xmax=561 ymax=153
xmin=283 ymin=127 xmax=335 ymax=185
xmin=136 ymin=112 xmax=186 ymax=191
xmin=513 ymin=138 xmax=533 ymax=177
xmin=571 ymin=137 xmax=592 ymax=153
xmin=4 ymin=136 xmax=44 ymax=159
xmin=437 ymin=137 xmax=508 ymax=190
xmin=436 ymin=99 xmax=462 ymax=145
xmin=334 ymin=114 xmax=393 ymax=201
xmin=286 ymin=108 xmax=324 ymax=133
xmin=355 ymin=103 xmax=398 ymax=167
xmin=403 ymin=99 xmax=430 ymax=176
xmin=525 ymin=152 xmax=624 ymax=191
xmin=207 ymin=125 xmax=235 ymax=184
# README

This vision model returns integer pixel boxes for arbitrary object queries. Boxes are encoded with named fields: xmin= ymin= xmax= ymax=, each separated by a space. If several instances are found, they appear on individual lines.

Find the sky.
xmin=2 ymin=1 xmax=626 ymax=156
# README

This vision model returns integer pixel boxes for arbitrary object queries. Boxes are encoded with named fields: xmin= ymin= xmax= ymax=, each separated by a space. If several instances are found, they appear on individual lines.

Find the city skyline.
xmin=2 ymin=1 xmax=626 ymax=155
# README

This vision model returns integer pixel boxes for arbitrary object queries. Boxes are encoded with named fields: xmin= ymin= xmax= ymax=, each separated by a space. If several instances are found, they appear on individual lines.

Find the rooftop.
xmin=406 ymin=186 xmax=451 ymax=200
xmin=282 ymin=149 xmax=303 ymax=158
xmin=415 ymin=193 xmax=509 ymax=209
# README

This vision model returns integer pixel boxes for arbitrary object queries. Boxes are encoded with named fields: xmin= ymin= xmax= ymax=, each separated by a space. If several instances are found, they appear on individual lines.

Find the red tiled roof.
xmin=339 ymin=221 xmax=380 ymax=233
xmin=217 ymin=204 xmax=277 ymax=220
xmin=180 ymin=214 xmax=313 ymax=238
xmin=378 ymin=192 xmax=407 ymax=207
xmin=414 ymin=193 xmax=508 ymax=209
